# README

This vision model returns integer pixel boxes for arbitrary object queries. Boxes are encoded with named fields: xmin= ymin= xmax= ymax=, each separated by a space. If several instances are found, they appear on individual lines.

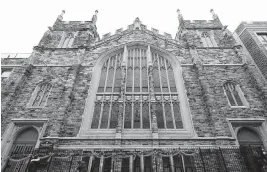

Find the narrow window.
xmin=162 ymin=157 xmax=171 ymax=172
xmin=58 ymin=32 xmax=77 ymax=48
xmin=30 ymin=82 xmax=52 ymax=108
xmin=121 ymin=157 xmax=130 ymax=172
xmin=223 ymin=82 xmax=247 ymax=107
xmin=134 ymin=156 xmax=141 ymax=172
xmin=201 ymin=32 xmax=217 ymax=47
xmin=91 ymin=157 xmax=101 ymax=172
xmin=144 ymin=156 xmax=152 ymax=172
xmin=183 ymin=156 xmax=196 ymax=172
xmin=103 ymin=157 xmax=112 ymax=172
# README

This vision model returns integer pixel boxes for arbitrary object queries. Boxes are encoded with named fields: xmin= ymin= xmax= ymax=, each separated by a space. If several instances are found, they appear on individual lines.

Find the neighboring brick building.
xmin=233 ymin=21 xmax=267 ymax=81
xmin=1 ymin=9 xmax=267 ymax=172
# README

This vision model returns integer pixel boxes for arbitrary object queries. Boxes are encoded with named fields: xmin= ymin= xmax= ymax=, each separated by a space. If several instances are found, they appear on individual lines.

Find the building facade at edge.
xmin=1 ymin=9 xmax=267 ymax=172
xmin=233 ymin=21 xmax=267 ymax=81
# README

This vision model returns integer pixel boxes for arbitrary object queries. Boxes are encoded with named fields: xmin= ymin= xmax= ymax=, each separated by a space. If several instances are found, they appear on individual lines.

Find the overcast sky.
xmin=0 ymin=0 xmax=266 ymax=53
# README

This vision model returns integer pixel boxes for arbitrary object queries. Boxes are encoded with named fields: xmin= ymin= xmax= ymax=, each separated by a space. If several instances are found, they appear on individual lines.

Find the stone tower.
xmin=1 ymin=9 xmax=267 ymax=172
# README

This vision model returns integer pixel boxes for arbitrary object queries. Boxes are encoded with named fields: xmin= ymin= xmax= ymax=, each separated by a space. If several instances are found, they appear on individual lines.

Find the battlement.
xmin=101 ymin=26 xmax=173 ymax=40
xmin=182 ymin=19 xmax=223 ymax=29
xmin=53 ymin=20 xmax=95 ymax=31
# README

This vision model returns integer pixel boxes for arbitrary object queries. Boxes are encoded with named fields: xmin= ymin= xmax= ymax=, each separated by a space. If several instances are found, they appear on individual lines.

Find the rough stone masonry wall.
xmin=2 ymin=20 xmax=267 ymax=145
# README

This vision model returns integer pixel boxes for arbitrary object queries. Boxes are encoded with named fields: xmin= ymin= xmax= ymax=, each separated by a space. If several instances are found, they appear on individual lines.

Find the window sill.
xmin=229 ymin=105 xmax=249 ymax=109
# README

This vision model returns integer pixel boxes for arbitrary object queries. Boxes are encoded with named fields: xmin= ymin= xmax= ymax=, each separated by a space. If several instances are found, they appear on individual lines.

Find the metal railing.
xmin=3 ymin=146 xmax=267 ymax=172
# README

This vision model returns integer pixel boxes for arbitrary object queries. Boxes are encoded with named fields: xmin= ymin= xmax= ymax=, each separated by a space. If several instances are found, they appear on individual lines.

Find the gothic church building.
xmin=1 ymin=9 xmax=267 ymax=172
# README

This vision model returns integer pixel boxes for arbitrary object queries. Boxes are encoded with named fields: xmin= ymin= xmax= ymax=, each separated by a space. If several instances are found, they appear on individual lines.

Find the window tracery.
xmin=29 ymin=82 xmax=52 ymax=108
xmin=91 ymin=46 xmax=183 ymax=130
xmin=223 ymin=82 xmax=247 ymax=107
xmin=201 ymin=31 xmax=217 ymax=47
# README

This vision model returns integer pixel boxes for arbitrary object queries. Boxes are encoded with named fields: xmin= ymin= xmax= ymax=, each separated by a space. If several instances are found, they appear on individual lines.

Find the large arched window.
xmin=90 ymin=45 xmax=183 ymax=130
xmin=10 ymin=127 xmax=38 ymax=157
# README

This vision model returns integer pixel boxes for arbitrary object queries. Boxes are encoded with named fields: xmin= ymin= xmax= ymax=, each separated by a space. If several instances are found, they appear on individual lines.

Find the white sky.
xmin=0 ymin=0 xmax=266 ymax=53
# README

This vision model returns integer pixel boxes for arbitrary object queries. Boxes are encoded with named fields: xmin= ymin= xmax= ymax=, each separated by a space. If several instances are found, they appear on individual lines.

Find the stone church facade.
xmin=1 ymin=9 xmax=267 ymax=172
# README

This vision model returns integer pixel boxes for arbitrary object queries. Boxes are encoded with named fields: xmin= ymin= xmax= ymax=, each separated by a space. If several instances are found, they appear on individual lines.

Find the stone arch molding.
xmin=78 ymin=41 xmax=196 ymax=139
xmin=1 ymin=119 xmax=48 ymax=167
xmin=235 ymin=126 xmax=265 ymax=145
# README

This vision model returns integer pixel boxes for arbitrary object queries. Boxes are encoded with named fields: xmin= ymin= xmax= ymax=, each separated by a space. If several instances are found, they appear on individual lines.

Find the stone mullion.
xmin=140 ymin=49 xmax=143 ymax=129
xmin=131 ymin=49 xmax=135 ymax=129
xmin=147 ymin=46 xmax=158 ymax=139
xmin=88 ymin=155 xmax=94 ymax=172
xmin=116 ymin=46 xmax=127 ymax=138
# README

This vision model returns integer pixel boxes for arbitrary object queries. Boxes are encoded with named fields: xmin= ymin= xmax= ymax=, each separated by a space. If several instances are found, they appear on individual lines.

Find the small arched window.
xmin=58 ymin=32 xmax=78 ymax=48
xmin=223 ymin=82 xmax=247 ymax=107
xmin=201 ymin=31 xmax=217 ymax=47
xmin=29 ymin=82 xmax=52 ymax=108
xmin=237 ymin=127 xmax=264 ymax=147
xmin=10 ymin=127 xmax=38 ymax=157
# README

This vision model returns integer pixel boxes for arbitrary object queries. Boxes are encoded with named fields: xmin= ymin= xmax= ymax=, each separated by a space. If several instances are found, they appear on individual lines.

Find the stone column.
xmin=170 ymin=155 xmax=175 ymax=172
xmin=99 ymin=156 xmax=104 ymax=172
xmin=87 ymin=155 xmax=94 ymax=172
xmin=140 ymin=155 xmax=144 ymax=172
xmin=129 ymin=155 xmax=133 ymax=172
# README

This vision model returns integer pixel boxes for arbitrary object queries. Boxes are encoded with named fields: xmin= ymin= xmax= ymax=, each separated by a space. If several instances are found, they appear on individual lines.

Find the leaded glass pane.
xmin=153 ymin=68 xmax=161 ymax=92
xmin=91 ymin=103 xmax=101 ymax=129
xmin=173 ymin=102 xmax=183 ymax=129
xmin=110 ymin=102 xmax=119 ymax=128
xmin=142 ymin=68 xmax=148 ymax=92
xmin=142 ymin=103 xmax=150 ymax=129
xmin=100 ymin=103 xmax=110 ymax=128
xmin=133 ymin=103 xmax=141 ymax=128
xmin=106 ymin=67 xmax=114 ymax=92
xmin=155 ymin=103 xmax=165 ymax=129
xmin=98 ymin=67 xmax=107 ymax=92
xmin=124 ymin=103 xmax=132 ymax=128
xmin=164 ymin=103 xmax=174 ymax=129
xmin=134 ymin=68 xmax=140 ymax=92
xmin=168 ymin=67 xmax=177 ymax=92
xmin=126 ymin=68 xmax=133 ymax=92
xmin=114 ymin=67 xmax=121 ymax=92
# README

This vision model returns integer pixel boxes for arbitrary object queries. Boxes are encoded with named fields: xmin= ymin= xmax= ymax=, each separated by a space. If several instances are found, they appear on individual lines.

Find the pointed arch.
xmin=10 ymin=127 xmax=38 ymax=157
xmin=237 ymin=127 xmax=264 ymax=147
xmin=28 ymin=82 xmax=52 ymax=108
xmin=79 ymin=41 xmax=196 ymax=139
xmin=223 ymin=81 xmax=248 ymax=107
